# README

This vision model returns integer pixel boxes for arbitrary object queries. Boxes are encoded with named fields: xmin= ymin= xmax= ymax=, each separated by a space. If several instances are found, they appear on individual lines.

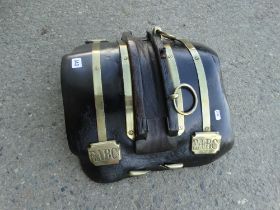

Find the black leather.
xmin=121 ymin=33 xmax=148 ymax=139
xmin=121 ymin=32 xmax=177 ymax=154
xmin=147 ymin=31 xmax=179 ymax=136
xmin=61 ymin=31 xmax=233 ymax=183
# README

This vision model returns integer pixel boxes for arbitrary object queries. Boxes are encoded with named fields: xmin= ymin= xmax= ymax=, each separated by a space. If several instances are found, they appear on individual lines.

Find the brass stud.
xmin=128 ymin=130 xmax=134 ymax=135
xmin=204 ymin=127 xmax=210 ymax=131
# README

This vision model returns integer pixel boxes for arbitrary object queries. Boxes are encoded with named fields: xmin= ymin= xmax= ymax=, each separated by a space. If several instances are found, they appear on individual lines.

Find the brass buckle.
xmin=170 ymin=83 xmax=198 ymax=116
xmin=192 ymin=132 xmax=221 ymax=154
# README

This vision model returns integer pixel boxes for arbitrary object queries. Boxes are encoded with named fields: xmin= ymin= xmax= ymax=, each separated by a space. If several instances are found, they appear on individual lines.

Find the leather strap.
xmin=164 ymin=44 xmax=185 ymax=136
xmin=121 ymin=32 xmax=177 ymax=153
xmin=121 ymin=32 xmax=148 ymax=139
xmin=152 ymin=27 xmax=212 ymax=132
xmin=147 ymin=31 xmax=179 ymax=136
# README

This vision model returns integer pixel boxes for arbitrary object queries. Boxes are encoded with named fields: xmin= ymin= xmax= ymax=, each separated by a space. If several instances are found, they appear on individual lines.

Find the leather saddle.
xmin=61 ymin=27 xmax=233 ymax=182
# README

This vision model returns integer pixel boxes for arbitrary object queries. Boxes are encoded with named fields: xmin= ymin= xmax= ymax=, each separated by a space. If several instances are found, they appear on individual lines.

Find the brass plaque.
xmin=192 ymin=132 xmax=221 ymax=154
xmin=88 ymin=141 xmax=121 ymax=166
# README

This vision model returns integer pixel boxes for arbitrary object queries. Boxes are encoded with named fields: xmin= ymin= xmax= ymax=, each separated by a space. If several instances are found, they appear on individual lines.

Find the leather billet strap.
xmin=147 ymin=31 xmax=180 ymax=136
xmin=163 ymin=44 xmax=185 ymax=135
xmin=87 ymin=41 xmax=121 ymax=166
xmin=121 ymin=32 xmax=177 ymax=153
xmin=121 ymin=32 xmax=148 ymax=139
xmin=118 ymin=41 xmax=135 ymax=140
xmin=154 ymin=28 xmax=212 ymax=132
xmin=154 ymin=28 xmax=222 ymax=154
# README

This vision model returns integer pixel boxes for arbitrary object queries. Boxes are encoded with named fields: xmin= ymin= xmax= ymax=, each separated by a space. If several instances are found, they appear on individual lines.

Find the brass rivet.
xmin=195 ymin=56 xmax=199 ymax=60
xmin=128 ymin=130 xmax=134 ymax=135
xmin=169 ymin=93 xmax=178 ymax=100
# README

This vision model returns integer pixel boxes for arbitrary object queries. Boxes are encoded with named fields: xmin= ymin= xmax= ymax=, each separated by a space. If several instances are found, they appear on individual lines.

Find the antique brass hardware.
xmin=162 ymin=163 xmax=184 ymax=169
xmin=92 ymin=41 xmax=107 ymax=142
xmin=165 ymin=44 xmax=185 ymax=135
xmin=128 ymin=170 xmax=150 ymax=177
xmin=191 ymin=132 xmax=221 ymax=154
xmin=88 ymin=41 xmax=121 ymax=166
xmin=180 ymin=39 xmax=221 ymax=154
xmin=88 ymin=141 xmax=121 ymax=166
xmin=153 ymin=26 xmax=176 ymax=40
xmin=180 ymin=40 xmax=210 ymax=131
xmin=171 ymin=83 xmax=198 ymax=116
xmin=119 ymin=41 xmax=135 ymax=140
xmin=153 ymin=27 xmax=222 ymax=154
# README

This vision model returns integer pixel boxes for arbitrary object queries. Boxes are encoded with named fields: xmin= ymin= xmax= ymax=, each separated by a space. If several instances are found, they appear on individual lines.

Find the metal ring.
xmin=172 ymin=83 xmax=198 ymax=116
xmin=152 ymin=26 xmax=176 ymax=40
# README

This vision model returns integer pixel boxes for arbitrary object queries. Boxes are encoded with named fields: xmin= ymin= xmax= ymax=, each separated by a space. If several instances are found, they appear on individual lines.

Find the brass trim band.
xmin=179 ymin=39 xmax=211 ymax=132
xmin=92 ymin=41 xmax=107 ymax=141
xmin=164 ymin=44 xmax=185 ymax=136
xmin=153 ymin=27 xmax=221 ymax=154
xmin=119 ymin=41 xmax=135 ymax=140
xmin=88 ymin=41 xmax=121 ymax=166
xmin=179 ymin=39 xmax=221 ymax=154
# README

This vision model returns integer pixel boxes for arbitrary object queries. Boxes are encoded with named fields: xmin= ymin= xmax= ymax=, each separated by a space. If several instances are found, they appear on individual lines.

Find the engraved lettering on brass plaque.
xmin=88 ymin=141 xmax=121 ymax=166
xmin=192 ymin=132 xmax=221 ymax=154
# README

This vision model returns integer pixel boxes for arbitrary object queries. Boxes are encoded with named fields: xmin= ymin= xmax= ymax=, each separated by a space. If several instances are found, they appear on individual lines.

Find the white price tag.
xmin=215 ymin=110 xmax=221 ymax=121
xmin=72 ymin=58 xmax=82 ymax=68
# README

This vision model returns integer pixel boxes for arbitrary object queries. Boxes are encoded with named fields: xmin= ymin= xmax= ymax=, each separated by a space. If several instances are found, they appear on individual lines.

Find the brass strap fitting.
xmin=179 ymin=40 xmax=211 ymax=132
xmin=171 ymin=84 xmax=198 ymax=116
xmin=153 ymin=26 xmax=177 ymax=40
xmin=179 ymin=39 xmax=221 ymax=154
xmin=92 ymin=41 xmax=107 ymax=142
xmin=88 ymin=41 xmax=121 ymax=166
xmin=152 ymin=27 xmax=221 ymax=154
xmin=164 ymin=44 xmax=186 ymax=135
xmin=119 ymin=41 xmax=135 ymax=140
